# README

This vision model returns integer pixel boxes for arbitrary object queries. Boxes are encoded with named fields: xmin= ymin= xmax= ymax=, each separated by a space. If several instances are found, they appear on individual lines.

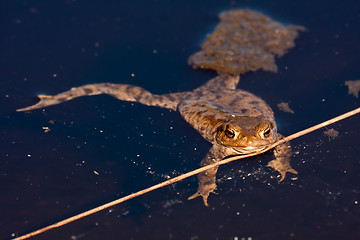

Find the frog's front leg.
xmin=267 ymin=134 xmax=298 ymax=181
xmin=188 ymin=146 xmax=222 ymax=206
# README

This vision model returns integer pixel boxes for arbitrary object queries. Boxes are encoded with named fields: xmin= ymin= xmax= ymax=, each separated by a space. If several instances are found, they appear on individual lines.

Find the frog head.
xmin=215 ymin=116 xmax=277 ymax=154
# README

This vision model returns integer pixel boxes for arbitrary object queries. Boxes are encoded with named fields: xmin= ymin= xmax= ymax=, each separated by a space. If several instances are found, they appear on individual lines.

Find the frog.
xmin=17 ymin=8 xmax=304 ymax=205
xmin=17 ymin=74 xmax=298 ymax=206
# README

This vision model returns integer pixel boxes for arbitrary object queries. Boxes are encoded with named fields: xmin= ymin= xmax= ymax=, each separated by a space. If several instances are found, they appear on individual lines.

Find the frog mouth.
xmin=232 ymin=145 xmax=268 ymax=154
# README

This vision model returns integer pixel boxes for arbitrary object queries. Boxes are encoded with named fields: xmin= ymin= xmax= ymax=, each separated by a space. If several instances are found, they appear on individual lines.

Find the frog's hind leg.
xmin=17 ymin=83 xmax=188 ymax=112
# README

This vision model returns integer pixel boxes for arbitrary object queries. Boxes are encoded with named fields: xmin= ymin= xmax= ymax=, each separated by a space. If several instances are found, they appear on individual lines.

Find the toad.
xmin=17 ymin=9 xmax=303 ymax=206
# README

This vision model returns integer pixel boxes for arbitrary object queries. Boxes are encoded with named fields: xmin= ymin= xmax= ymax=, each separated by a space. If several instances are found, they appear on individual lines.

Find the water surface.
xmin=1 ymin=1 xmax=360 ymax=239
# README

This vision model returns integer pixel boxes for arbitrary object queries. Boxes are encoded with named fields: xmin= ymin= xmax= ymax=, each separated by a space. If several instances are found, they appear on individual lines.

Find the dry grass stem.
xmin=13 ymin=107 xmax=360 ymax=240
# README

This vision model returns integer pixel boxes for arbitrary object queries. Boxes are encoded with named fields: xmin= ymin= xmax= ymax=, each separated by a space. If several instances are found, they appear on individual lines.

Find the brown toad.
xmin=17 ymin=9 xmax=302 ymax=206
xmin=16 ymin=75 xmax=297 ymax=205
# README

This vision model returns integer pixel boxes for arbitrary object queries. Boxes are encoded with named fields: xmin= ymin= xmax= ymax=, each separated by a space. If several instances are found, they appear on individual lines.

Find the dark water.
xmin=1 ymin=1 xmax=360 ymax=239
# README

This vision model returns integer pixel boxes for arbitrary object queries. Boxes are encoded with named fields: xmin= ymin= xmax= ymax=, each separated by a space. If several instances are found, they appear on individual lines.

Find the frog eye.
xmin=225 ymin=128 xmax=235 ymax=138
xmin=262 ymin=127 xmax=271 ymax=138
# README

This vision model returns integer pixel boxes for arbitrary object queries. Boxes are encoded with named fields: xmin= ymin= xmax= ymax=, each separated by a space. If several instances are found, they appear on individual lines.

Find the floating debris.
xmin=188 ymin=9 xmax=304 ymax=75
xmin=277 ymin=102 xmax=294 ymax=114
xmin=42 ymin=126 xmax=50 ymax=133
xmin=345 ymin=80 xmax=360 ymax=98
xmin=323 ymin=128 xmax=339 ymax=140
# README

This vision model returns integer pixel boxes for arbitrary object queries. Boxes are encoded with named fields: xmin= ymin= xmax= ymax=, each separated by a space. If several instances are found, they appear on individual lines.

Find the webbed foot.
xmin=17 ymin=94 xmax=57 ymax=112
xmin=188 ymin=182 xmax=217 ymax=206
xmin=267 ymin=159 xmax=298 ymax=182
